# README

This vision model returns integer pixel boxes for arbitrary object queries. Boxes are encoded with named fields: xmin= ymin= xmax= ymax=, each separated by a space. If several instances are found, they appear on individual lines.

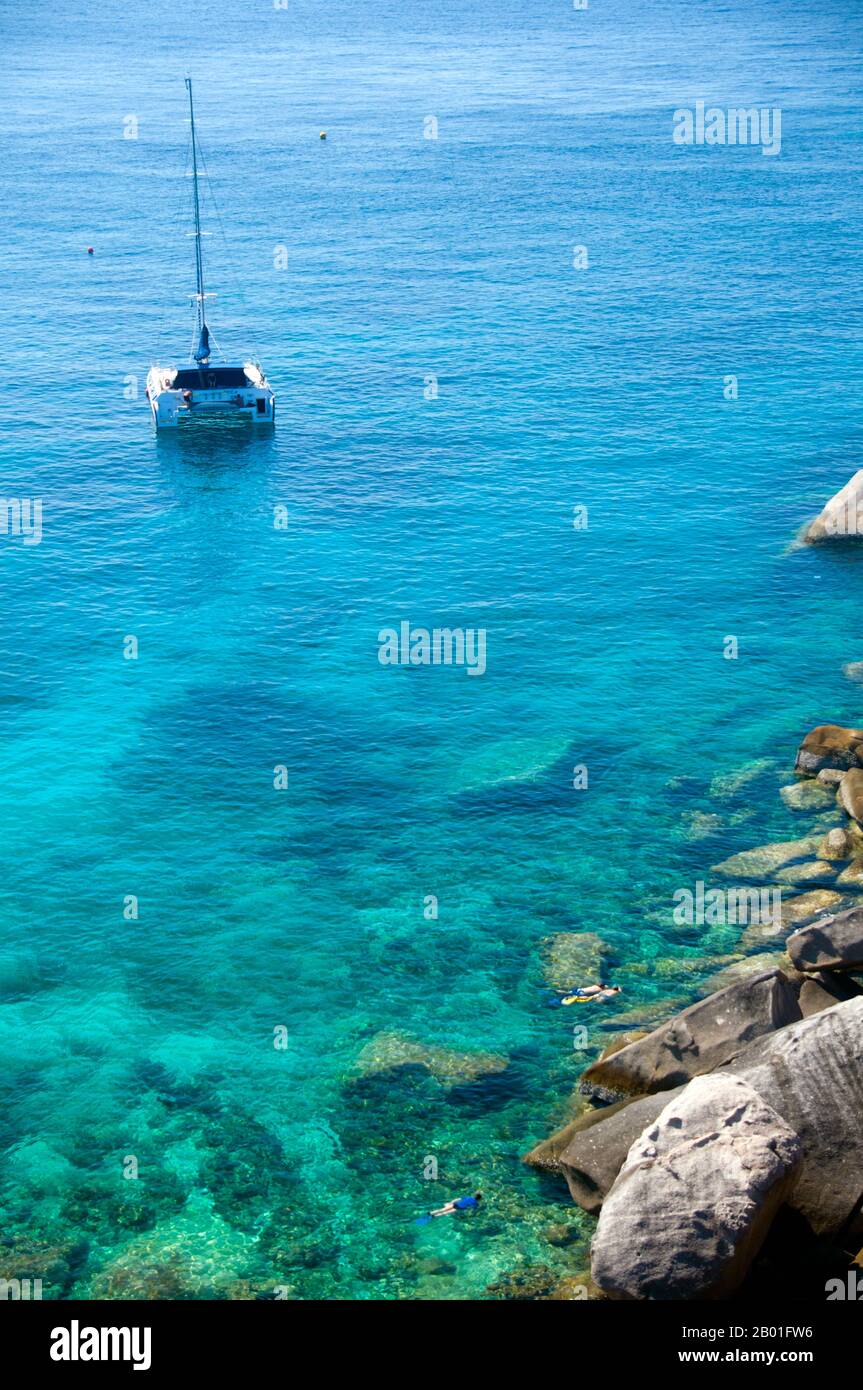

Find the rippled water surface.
xmin=1 ymin=0 xmax=862 ymax=1298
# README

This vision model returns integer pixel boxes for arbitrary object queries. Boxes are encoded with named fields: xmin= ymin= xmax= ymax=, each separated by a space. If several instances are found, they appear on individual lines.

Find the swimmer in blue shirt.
xmin=416 ymin=1192 xmax=483 ymax=1224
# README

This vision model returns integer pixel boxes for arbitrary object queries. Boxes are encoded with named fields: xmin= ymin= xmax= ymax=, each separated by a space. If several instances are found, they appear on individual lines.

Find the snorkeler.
xmin=416 ymin=1193 xmax=483 ymax=1224
xmin=547 ymin=983 xmax=622 ymax=1007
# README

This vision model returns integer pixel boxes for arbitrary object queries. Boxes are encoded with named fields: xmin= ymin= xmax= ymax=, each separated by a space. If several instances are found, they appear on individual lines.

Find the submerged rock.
xmin=698 ymin=952 xmax=791 ymax=996
xmin=224 ymin=1278 xmax=291 ymax=1301
xmin=544 ymin=1034 xmax=644 ymax=1106
xmin=579 ymin=970 xmax=801 ymax=1101
xmin=0 ymin=1235 xmax=84 ymax=1299
xmin=738 ymin=888 xmax=844 ymax=950
xmin=787 ymin=905 xmax=863 ymax=972
xmin=540 ymin=932 xmax=610 ymax=992
xmin=780 ymin=780 xmax=836 ymax=811
xmin=836 ymin=857 xmax=863 ymax=887
xmin=597 ymin=995 xmax=688 ymax=1032
xmin=649 ymin=954 xmax=741 ymax=980
xmin=89 ymin=1198 xmax=251 ymax=1299
xmin=354 ymin=1032 xmax=508 ymax=1087
xmin=803 ymin=470 xmax=863 ymax=543
xmin=486 ymin=1264 xmax=561 ymax=1301
xmin=795 ymin=724 xmax=863 ymax=775
xmin=678 ymin=810 xmax=724 ymax=842
xmin=446 ymin=732 xmax=571 ymax=795
xmin=842 ymin=661 xmax=863 ymax=685
xmin=665 ymin=774 xmax=702 ymax=794
xmin=0 ymin=951 xmax=54 ymax=1000
xmin=542 ymin=1223 xmax=580 ymax=1248
xmin=546 ymin=1268 xmax=606 ymax=1300
xmin=709 ymin=759 xmax=774 ymax=801
xmin=773 ymin=860 xmax=837 ymax=886
xmin=781 ymin=889 xmax=844 ymax=929
xmin=415 ymin=1256 xmax=458 ymax=1277
xmin=590 ymin=1075 xmax=801 ymax=1300
xmin=712 ymin=837 xmax=820 ymax=879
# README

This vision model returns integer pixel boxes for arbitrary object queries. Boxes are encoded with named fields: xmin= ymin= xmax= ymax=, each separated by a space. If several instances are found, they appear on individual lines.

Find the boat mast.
xmin=186 ymin=78 xmax=210 ymax=363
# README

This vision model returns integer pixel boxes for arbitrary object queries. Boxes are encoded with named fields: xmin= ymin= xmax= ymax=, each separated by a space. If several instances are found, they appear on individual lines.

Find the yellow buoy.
xmin=319 ymin=131 xmax=327 ymax=140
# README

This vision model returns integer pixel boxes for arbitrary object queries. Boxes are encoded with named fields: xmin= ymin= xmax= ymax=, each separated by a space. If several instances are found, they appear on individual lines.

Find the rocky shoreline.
xmin=524 ymin=718 xmax=863 ymax=1300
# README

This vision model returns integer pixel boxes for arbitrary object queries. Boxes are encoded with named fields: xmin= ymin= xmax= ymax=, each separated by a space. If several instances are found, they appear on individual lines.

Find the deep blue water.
xmin=0 ymin=0 xmax=861 ymax=1299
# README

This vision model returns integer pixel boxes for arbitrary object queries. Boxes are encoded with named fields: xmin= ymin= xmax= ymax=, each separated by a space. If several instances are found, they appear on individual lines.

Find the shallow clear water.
xmin=1 ymin=0 xmax=862 ymax=1299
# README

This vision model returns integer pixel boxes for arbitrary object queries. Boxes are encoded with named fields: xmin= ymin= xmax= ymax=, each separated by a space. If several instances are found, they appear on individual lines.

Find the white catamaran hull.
xmin=146 ymin=364 xmax=275 ymax=428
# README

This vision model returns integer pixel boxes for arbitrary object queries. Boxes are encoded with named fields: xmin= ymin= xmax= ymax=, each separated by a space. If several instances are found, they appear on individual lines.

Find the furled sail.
xmin=194 ymin=323 xmax=211 ymax=363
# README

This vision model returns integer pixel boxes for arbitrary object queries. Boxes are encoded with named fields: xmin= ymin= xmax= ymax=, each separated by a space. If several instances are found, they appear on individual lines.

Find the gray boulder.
xmin=787 ymin=905 xmax=863 ymax=972
xmin=522 ymin=1108 xmax=597 ymax=1175
xmin=729 ymin=996 xmax=863 ymax=1236
xmin=579 ymin=969 xmax=801 ymax=1100
xmin=797 ymin=970 xmax=862 ymax=1016
xmin=557 ymin=1090 xmax=684 ymax=1214
xmin=590 ymin=1075 xmax=801 ymax=1300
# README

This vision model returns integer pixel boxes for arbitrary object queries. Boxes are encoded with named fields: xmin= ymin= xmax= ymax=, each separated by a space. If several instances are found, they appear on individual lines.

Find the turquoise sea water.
xmin=1 ymin=0 xmax=862 ymax=1299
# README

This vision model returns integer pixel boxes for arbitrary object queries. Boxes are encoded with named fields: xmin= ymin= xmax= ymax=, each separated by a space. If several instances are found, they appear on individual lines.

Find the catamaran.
xmin=146 ymin=79 xmax=275 ymax=429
